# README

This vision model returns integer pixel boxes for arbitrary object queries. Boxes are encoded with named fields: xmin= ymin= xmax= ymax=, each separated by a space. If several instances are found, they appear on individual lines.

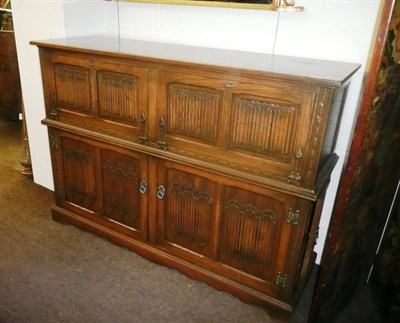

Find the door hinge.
xmin=288 ymin=147 xmax=303 ymax=185
xmin=50 ymin=92 xmax=59 ymax=120
xmin=51 ymin=136 xmax=61 ymax=149
xmin=287 ymin=208 xmax=300 ymax=225
xmin=276 ymin=272 xmax=287 ymax=288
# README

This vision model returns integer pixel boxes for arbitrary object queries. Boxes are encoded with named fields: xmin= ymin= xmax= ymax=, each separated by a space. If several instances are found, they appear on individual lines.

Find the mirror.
xmin=109 ymin=0 xmax=304 ymax=12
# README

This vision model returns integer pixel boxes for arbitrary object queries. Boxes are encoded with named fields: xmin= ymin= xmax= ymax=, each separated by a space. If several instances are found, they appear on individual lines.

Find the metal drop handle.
xmin=139 ymin=180 xmax=148 ymax=194
xmin=156 ymin=185 xmax=166 ymax=199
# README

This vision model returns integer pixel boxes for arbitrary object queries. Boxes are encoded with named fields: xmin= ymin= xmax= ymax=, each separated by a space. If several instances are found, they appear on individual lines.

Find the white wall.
xmin=13 ymin=0 xmax=382 ymax=263
xmin=12 ymin=0 xmax=66 ymax=190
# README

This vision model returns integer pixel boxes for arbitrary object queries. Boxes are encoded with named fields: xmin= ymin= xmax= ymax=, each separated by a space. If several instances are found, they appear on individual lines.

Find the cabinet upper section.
xmin=32 ymin=36 xmax=360 ymax=87
xmin=32 ymin=36 xmax=360 ymax=198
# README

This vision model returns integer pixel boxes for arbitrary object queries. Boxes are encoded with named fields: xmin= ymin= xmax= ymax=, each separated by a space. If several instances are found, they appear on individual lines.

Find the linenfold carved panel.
xmin=167 ymin=83 xmax=221 ymax=143
xmin=219 ymin=186 xmax=280 ymax=279
xmin=165 ymin=170 xmax=217 ymax=257
xmin=229 ymin=95 xmax=299 ymax=161
xmin=54 ymin=64 xmax=91 ymax=114
xmin=61 ymin=138 xmax=98 ymax=211
xmin=97 ymin=71 xmax=139 ymax=125
xmin=101 ymin=150 xmax=141 ymax=230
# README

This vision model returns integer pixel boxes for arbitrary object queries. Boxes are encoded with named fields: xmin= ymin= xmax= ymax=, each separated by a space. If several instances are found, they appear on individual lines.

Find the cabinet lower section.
xmin=48 ymin=128 xmax=321 ymax=321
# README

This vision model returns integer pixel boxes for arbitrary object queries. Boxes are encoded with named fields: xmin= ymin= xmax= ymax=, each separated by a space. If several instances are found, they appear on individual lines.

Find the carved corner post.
xmin=19 ymin=102 xmax=33 ymax=178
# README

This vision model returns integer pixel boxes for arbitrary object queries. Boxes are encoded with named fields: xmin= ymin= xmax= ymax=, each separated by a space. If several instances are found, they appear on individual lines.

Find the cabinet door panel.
xmin=218 ymin=184 xmax=307 ymax=300
xmin=101 ymin=149 xmax=147 ymax=236
xmin=157 ymin=160 xmax=219 ymax=259
xmin=223 ymin=81 xmax=318 ymax=186
xmin=50 ymin=130 xmax=148 ymax=240
xmin=156 ymin=68 xmax=323 ymax=187
xmin=219 ymin=187 xmax=282 ymax=278
xmin=58 ymin=136 xmax=102 ymax=214
xmin=156 ymin=70 xmax=225 ymax=149
xmin=156 ymin=160 xmax=307 ymax=300
xmin=227 ymin=93 xmax=300 ymax=163
xmin=49 ymin=54 xmax=93 ymax=116
xmin=95 ymin=61 xmax=148 ymax=131
xmin=44 ymin=52 xmax=148 ymax=140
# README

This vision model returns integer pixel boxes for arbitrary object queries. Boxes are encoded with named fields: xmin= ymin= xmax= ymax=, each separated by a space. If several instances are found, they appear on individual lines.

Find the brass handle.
xmin=139 ymin=180 xmax=148 ymax=194
xmin=138 ymin=112 xmax=148 ymax=145
xmin=156 ymin=185 xmax=166 ymax=199
xmin=0 ymin=64 xmax=6 ymax=71
xmin=157 ymin=116 xmax=168 ymax=150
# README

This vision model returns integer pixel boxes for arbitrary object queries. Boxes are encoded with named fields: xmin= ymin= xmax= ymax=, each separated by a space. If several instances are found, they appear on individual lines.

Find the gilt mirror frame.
xmin=108 ymin=0 xmax=304 ymax=12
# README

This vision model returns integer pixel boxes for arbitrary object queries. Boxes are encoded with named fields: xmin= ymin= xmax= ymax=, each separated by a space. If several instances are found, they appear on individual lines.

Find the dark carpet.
xmin=0 ymin=119 xmax=286 ymax=322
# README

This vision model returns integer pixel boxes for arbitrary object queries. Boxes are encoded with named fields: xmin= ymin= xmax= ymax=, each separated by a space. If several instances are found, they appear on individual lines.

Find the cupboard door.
xmin=156 ymin=159 xmax=308 ymax=301
xmin=93 ymin=59 xmax=148 ymax=137
xmin=156 ymin=160 xmax=220 ymax=260
xmin=50 ymin=130 xmax=148 ymax=240
xmin=156 ymin=68 xmax=326 ymax=187
xmin=155 ymin=69 xmax=226 ymax=151
xmin=45 ymin=54 xmax=93 ymax=117
xmin=43 ymin=51 xmax=148 ymax=139
xmin=225 ymin=82 xmax=334 ymax=187
xmin=101 ymin=148 xmax=148 ymax=239
xmin=51 ymin=132 xmax=102 ymax=215
xmin=218 ymin=184 xmax=306 ymax=300
xmin=224 ymin=82 xmax=314 ymax=185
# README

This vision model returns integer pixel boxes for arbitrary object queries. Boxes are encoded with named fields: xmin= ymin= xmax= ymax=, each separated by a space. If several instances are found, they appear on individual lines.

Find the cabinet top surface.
xmin=31 ymin=36 xmax=360 ymax=86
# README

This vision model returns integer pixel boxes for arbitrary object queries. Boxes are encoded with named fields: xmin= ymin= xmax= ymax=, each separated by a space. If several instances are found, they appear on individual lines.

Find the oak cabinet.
xmin=33 ymin=36 xmax=360 ymax=320
xmin=0 ymin=31 xmax=21 ymax=120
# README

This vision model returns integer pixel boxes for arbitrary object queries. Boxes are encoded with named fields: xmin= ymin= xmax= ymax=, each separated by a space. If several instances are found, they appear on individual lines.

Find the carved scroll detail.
xmin=64 ymin=149 xmax=93 ymax=163
xmin=172 ymin=182 xmax=214 ymax=204
xmin=305 ymin=91 xmax=330 ymax=181
xmin=226 ymin=198 xmax=277 ymax=223
xmin=103 ymin=160 xmax=139 ymax=179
